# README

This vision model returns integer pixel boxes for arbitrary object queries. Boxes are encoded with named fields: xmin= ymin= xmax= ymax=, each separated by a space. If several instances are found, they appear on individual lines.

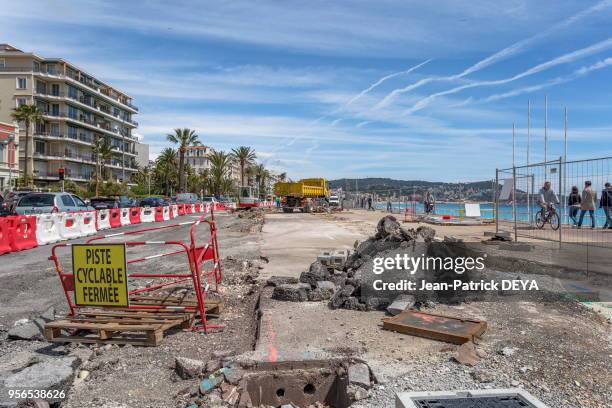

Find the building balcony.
xmin=40 ymin=111 xmax=136 ymax=141
xmin=34 ymin=90 xmax=138 ymax=128
xmin=8 ymin=66 xmax=140 ymax=113
xmin=34 ymin=132 xmax=95 ymax=147
xmin=33 ymin=151 xmax=96 ymax=165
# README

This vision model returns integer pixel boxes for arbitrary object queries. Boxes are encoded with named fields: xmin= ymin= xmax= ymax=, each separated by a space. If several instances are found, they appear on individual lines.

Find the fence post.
xmin=513 ymin=166 xmax=518 ymax=242
xmin=495 ymin=169 xmax=499 ymax=234
xmin=559 ymin=156 xmax=563 ymax=244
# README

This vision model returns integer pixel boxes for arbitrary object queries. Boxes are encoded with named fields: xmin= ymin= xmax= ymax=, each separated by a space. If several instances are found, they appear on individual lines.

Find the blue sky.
xmin=3 ymin=0 xmax=612 ymax=181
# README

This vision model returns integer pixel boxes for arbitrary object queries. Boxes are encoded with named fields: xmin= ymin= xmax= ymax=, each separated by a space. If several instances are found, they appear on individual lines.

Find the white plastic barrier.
xmin=120 ymin=208 xmax=131 ymax=226
xmin=96 ymin=209 xmax=111 ymax=230
xmin=171 ymin=205 xmax=178 ymax=219
xmin=36 ymin=213 xmax=61 ymax=245
xmin=203 ymin=203 xmax=211 ymax=214
xmin=162 ymin=206 xmax=170 ymax=221
xmin=140 ymin=207 xmax=155 ymax=223
xmin=59 ymin=212 xmax=81 ymax=240
xmin=79 ymin=211 xmax=97 ymax=236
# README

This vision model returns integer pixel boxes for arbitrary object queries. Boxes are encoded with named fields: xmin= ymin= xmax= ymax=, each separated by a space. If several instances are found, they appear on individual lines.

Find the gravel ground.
xmin=0 ymin=209 xmax=267 ymax=408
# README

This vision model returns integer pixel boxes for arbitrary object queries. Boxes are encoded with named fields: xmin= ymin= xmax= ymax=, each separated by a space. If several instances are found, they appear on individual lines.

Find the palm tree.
xmin=231 ymin=146 xmax=256 ymax=187
xmin=251 ymin=163 xmax=270 ymax=198
xmin=278 ymin=172 xmax=287 ymax=182
xmin=92 ymin=136 xmax=113 ymax=195
xmin=166 ymin=128 xmax=199 ymax=193
xmin=155 ymin=148 xmax=178 ymax=196
xmin=208 ymin=150 xmax=233 ymax=196
xmin=11 ymin=104 xmax=42 ymax=187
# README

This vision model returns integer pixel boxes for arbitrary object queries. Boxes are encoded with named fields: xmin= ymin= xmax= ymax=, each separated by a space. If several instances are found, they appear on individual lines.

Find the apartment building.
xmin=185 ymin=145 xmax=211 ymax=175
xmin=0 ymin=121 xmax=18 ymax=191
xmin=0 ymin=44 xmax=138 ymax=186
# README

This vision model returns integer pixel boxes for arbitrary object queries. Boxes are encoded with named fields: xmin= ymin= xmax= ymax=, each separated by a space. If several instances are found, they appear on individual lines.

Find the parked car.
xmin=0 ymin=195 xmax=11 ymax=216
xmin=15 ymin=192 xmax=93 ymax=215
xmin=202 ymin=196 xmax=218 ymax=204
xmin=89 ymin=196 xmax=120 ymax=210
xmin=139 ymin=197 xmax=168 ymax=207
xmin=175 ymin=193 xmax=200 ymax=204
xmin=2 ymin=190 xmax=35 ymax=214
xmin=118 ymin=195 xmax=137 ymax=208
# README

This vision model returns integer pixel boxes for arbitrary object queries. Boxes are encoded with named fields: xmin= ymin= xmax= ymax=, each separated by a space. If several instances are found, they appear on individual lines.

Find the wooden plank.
xmin=46 ymin=320 xmax=161 ymax=331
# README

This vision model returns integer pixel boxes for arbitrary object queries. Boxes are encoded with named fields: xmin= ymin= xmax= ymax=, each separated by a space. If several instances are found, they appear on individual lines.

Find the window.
xmin=0 ymin=59 xmax=5 ymax=68
xmin=52 ymin=104 xmax=60 ymax=116
xmin=35 ymin=141 xmax=45 ymax=155
xmin=51 ymin=84 xmax=60 ymax=96
xmin=61 ymin=195 xmax=75 ymax=207
xmin=68 ymin=85 xmax=78 ymax=99
xmin=68 ymin=126 xmax=78 ymax=138
xmin=50 ymin=123 xmax=60 ymax=136
xmin=16 ymin=77 xmax=27 ymax=89
xmin=72 ymin=195 xmax=87 ymax=207
xmin=16 ymin=97 xmax=27 ymax=107
xmin=68 ymin=105 xmax=78 ymax=119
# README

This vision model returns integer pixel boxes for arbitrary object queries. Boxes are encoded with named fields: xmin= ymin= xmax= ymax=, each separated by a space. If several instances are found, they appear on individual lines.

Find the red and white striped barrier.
xmin=1 ymin=200 xmax=220 ymax=255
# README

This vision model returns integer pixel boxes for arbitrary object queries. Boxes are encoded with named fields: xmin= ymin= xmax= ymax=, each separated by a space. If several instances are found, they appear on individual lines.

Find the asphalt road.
xmin=0 ymin=212 xmax=226 ymax=327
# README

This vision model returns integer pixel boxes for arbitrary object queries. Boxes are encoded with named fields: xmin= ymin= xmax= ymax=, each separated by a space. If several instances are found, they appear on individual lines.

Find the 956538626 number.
xmin=8 ymin=389 xmax=66 ymax=400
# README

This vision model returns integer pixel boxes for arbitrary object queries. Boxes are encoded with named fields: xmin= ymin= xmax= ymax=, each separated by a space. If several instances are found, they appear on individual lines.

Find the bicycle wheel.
xmin=550 ymin=212 xmax=561 ymax=230
xmin=535 ymin=210 xmax=545 ymax=229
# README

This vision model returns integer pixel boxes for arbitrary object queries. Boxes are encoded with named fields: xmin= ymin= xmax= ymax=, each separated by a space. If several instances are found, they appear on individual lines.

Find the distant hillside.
xmin=329 ymin=178 xmax=497 ymax=201
xmin=329 ymin=178 xmax=494 ymax=192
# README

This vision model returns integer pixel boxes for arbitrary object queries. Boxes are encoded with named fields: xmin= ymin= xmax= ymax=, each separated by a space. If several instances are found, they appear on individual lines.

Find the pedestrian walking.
xmin=424 ymin=190 xmax=435 ymax=214
xmin=600 ymin=182 xmax=612 ymax=229
xmin=386 ymin=197 xmax=392 ymax=212
xmin=568 ymin=186 xmax=581 ymax=226
xmin=367 ymin=195 xmax=373 ymax=211
xmin=578 ymin=181 xmax=597 ymax=229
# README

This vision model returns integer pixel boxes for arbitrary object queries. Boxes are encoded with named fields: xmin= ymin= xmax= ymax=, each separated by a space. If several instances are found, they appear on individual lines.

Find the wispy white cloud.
xmin=375 ymin=0 xmax=612 ymax=109
xmin=403 ymin=38 xmax=612 ymax=115
xmin=482 ymin=57 xmax=612 ymax=102
xmin=342 ymin=59 xmax=431 ymax=107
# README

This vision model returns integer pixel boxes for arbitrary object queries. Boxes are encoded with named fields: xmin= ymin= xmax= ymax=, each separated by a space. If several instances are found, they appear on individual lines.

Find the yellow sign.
xmin=72 ymin=244 xmax=129 ymax=307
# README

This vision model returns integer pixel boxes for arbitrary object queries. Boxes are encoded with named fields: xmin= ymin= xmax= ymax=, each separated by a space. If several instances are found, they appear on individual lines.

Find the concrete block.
xmin=386 ymin=294 xmax=415 ymax=316
xmin=348 ymin=362 xmax=371 ymax=389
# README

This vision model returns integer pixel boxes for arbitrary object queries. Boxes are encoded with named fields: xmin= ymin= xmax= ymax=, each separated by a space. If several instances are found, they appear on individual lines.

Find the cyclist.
xmin=538 ymin=181 xmax=559 ymax=213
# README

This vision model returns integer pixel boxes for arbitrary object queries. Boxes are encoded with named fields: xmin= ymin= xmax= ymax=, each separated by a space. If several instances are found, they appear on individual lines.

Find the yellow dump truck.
xmin=274 ymin=178 xmax=329 ymax=213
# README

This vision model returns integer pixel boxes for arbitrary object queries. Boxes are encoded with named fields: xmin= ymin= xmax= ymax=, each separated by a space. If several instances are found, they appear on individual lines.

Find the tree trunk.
xmin=240 ymin=163 xmax=245 ymax=186
xmin=178 ymin=148 xmax=185 ymax=193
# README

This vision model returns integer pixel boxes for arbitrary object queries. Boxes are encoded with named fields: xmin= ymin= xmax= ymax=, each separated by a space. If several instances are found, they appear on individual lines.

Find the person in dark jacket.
xmin=600 ymin=182 xmax=612 ymax=229
xmin=568 ymin=186 xmax=581 ymax=226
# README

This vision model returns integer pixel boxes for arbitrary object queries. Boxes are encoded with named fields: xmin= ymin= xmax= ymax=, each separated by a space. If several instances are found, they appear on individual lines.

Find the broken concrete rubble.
xmin=387 ymin=294 xmax=415 ymax=316
xmin=175 ymin=356 xmax=206 ymax=379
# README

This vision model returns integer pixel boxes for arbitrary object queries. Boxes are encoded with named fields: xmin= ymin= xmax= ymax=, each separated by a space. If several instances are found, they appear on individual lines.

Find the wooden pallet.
xmin=44 ymin=309 xmax=193 ymax=346
xmin=44 ymin=296 xmax=223 ymax=346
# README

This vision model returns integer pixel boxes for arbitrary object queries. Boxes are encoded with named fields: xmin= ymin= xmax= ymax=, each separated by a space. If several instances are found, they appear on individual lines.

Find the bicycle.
xmin=535 ymin=205 xmax=560 ymax=230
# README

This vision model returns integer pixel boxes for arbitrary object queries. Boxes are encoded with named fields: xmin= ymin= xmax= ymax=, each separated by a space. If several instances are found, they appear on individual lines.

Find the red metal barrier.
xmin=0 ymin=218 xmax=12 ymax=255
xmin=129 ymin=207 xmax=141 ymax=224
xmin=7 ymin=215 xmax=38 ymax=251
xmin=154 ymin=206 xmax=164 ymax=222
xmin=49 ymin=214 xmax=223 ymax=333
xmin=109 ymin=208 xmax=121 ymax=228
xmin=178 ymin=204 xmax=185 ymax=216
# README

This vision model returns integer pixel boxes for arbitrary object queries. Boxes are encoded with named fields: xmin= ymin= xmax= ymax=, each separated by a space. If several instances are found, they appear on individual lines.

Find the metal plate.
xmin=382 ymin=310 xmax=487 ymax=344
xmin=414 ymin=395 xmax=536 ymax=408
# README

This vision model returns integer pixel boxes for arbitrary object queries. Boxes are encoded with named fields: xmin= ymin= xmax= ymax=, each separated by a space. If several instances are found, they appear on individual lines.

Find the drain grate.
xmin=396 ymin=389 xmax=548 ymax=408
xmin=414 ymin=395 xmax=536 ymax=407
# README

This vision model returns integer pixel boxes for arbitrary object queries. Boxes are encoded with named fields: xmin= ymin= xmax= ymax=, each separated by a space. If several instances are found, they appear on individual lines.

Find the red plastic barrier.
xmin=0 ymin=218 xmax=12 ymax=255
xmin=195 ymin=203 xmax=202 ymax=213
xmin=178 ymin=204 xmax=185 ymax=216
xmin=154 ymin=206 xmax=164 ymax=222
xmin=109 ymin=208 xmax=121 ymax=228
xmin=129 ymin=207 xmax=141 ymax=224
xmin=216 ymin=203 xmax=226 ymax=211
xmin=185 ymin=204 xmax=193 ymax=214
xmin=7 ymin=215 xmax=38 ymax=251
xmin=169 ymin=206 xmax=175 ymax=219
